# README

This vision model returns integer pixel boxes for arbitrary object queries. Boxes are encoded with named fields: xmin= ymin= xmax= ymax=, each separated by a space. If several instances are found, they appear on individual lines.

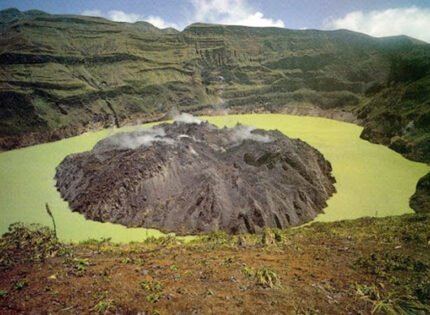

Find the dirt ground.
xmin=0 ymin=214 xmax=429 ymax=314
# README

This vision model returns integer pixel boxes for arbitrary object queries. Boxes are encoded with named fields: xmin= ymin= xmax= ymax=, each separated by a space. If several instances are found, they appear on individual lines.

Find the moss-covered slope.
xmin=1 ymin=9 xmax=429 ymax=212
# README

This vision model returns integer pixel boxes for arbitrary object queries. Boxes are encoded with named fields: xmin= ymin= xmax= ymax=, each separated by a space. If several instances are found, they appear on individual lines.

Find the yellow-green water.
xmin=0 ymin=114 xmax=428 ymax=242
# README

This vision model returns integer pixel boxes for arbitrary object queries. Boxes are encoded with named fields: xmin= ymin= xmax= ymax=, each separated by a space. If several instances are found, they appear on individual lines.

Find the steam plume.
xmin=94 ymin=127 xmax=174 ymax=153
xmin=230 ymin=125 xmax=272 ymax=144
xmin=174 ymin=113 xmax=202 ymax=124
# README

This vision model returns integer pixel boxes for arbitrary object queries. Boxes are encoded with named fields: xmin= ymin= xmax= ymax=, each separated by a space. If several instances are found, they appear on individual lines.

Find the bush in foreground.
xmin=0 ymin=222 xmax=65 ymax=269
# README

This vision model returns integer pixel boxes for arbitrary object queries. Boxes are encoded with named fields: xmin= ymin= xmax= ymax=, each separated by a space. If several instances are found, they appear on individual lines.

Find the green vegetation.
xmin=44 ymin=203 xmax=57 ymax=238
xmin=0 ymin=222 xmax=64 ymax=269
xmin=355 ymin=253 xmax=428 ymax=276
xmin=242 ymin=265 xmax=255 ymax=277
xmin=0 ymin=214 xmax=429 ymax=313
xmin=66 ymin=257 xmax=90 ymax=276
xmin=355 ymin=283 xmax=430 ymax=315
xmin=94 ymin=299 xmax=115 ymax=314
xmin=254 ymin=267 xmax=282 ymax=289
xmin=140 ymin=280 xmax=164 ymax=304
xmin=13 ymin=279 xmax=27 ymax=291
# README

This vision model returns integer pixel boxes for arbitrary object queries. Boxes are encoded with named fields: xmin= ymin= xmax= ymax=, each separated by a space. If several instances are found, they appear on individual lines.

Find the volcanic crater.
xmin=55 ymin=118 xmax=336 ymax=234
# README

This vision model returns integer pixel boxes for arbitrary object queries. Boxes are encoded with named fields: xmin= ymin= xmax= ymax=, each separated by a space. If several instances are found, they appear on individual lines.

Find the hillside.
xmin=0 ymin=215 xmax=429 ymax=314
xmin=0 ymin=8 xmax=429 ymax=210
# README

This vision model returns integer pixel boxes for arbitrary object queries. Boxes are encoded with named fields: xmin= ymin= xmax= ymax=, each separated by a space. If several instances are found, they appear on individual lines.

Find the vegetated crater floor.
xmin=55 ymin=119 xmax=336 ymax=234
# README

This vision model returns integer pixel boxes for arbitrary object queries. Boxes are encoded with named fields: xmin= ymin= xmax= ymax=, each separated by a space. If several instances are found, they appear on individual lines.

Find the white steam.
xmin=121 ymin=128 xmax=175 ymax=149
xmin=174 ymin=113 xmax=202 ymax=124
xmin=230 ymin=125 xmax=272 ymax=144
xmin=97 ymin=127 xmax=175 ymax=152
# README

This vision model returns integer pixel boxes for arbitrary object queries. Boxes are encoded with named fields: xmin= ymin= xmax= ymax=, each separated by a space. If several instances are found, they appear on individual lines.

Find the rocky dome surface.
xmin=55 ymin=118 xmax=336 ymax=234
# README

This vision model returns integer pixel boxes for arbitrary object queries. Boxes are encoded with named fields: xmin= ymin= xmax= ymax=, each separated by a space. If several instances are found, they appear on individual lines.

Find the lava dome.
xmin=55 ymin=119 xmax=336 ymax=234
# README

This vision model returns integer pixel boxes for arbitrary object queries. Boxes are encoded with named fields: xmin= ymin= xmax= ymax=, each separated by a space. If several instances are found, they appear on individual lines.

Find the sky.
xmin=1 ymin=0 xmax=430 ymax=42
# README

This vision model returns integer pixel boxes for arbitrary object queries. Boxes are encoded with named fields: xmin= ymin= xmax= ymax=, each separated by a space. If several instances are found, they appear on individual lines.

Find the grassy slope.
xmin=1 ymin=10 xmax=429 ymax=162
xmin=0 ymin=215 xmax=429 ymax=314
xmin=0 ymin=11 xmax=207 ymax=136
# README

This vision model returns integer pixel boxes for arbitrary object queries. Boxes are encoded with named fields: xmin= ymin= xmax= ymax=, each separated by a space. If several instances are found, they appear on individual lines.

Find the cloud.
xmin=108 ymin=10 xmax=142 ymax=23
xmin=80 ymin=9 xmax=178 ymax=29
xmin=146 ymin=16 xmax=177 ymax=29
xmin=189 ymin=0 xmax=284 ymax=27
xmin=81 ymin=1 xmax=284 ymax=30
xmin=325 ymin=6 xmax=430 ymax=43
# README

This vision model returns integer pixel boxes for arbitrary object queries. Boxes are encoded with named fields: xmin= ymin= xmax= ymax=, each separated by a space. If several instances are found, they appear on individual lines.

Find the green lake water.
xmin=0 ymin=114 xmax=428 ymax=242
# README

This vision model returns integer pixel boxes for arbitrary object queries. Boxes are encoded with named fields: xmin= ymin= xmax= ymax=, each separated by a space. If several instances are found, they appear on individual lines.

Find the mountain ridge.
xmin=0 ymin=9 xmax=429 ymax=209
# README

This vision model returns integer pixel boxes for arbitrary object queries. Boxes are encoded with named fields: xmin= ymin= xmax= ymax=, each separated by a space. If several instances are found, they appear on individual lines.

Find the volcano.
xmin=55 ymin=118 xmax=336 ymax=234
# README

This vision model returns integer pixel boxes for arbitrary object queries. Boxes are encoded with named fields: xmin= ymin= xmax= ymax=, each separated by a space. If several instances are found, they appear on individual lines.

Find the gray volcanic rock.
xmin=55 ymin=120 xmax=336 ymax=234
xmin=410 ymin=173 xmax=430 ymax=214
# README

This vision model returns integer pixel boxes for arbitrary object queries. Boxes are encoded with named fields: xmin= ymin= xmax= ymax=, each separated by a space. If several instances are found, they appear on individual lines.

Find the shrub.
xmin=140 ymin=279 xmax=164 ymax=304
xmin=0 ymin=223 xmax=64 ymax=269
xmin=94 ymin=299 xmax=115 ymax=313
xmin=255 ymin=267 xmax=281 ymax=288
xmin=355 ymin=283 xmax=430 ymax=314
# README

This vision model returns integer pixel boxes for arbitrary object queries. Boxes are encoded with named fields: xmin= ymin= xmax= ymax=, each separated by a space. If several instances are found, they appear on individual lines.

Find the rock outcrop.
xmin=410 ymin=173 xmax=430 ymax=214
xmin=55 ymin=119 xmax=336 ymax=234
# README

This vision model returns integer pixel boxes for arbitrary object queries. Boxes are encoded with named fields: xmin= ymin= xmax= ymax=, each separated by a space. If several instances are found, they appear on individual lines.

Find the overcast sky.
xmin=1 ymin=0 xmax=430 ymax=42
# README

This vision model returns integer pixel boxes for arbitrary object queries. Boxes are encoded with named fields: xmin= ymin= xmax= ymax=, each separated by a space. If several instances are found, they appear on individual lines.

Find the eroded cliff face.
xmin=2 ymin=9 xmax=430 ymax=168
xmin=55 ymin=120 xmax=336 ymax=234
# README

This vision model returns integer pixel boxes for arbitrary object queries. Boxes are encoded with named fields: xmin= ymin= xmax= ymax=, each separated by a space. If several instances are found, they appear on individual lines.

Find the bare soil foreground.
xmin=0 ymin=214 xmax=429 ymax=314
